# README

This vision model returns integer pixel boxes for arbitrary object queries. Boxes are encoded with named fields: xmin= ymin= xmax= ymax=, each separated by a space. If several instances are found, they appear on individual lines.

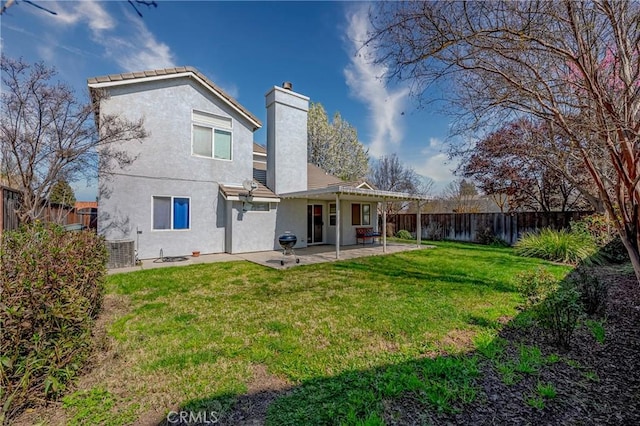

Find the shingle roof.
xmin=87 ymin=66 xmax=261 ymax=130
xmin=250 ymin=146 xmax=375 ymax=193
xmin=307 ymin=163 xmax=343 ymax=190
xmin=253 ymin=143 xmax=267 ymax=154
xmin=219 ymin=180 xmax=279 ymax=200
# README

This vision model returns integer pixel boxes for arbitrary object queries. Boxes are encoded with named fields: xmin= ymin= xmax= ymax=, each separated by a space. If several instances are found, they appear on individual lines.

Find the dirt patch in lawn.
xmin=214 ymin=364 xmax=292 ymax=426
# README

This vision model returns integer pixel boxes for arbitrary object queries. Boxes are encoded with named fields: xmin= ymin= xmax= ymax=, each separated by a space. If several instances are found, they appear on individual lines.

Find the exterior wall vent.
xmin=282 ymin=81 xmax=293 ymax=91
xmin=106 ymin=239 xmax=135 ymax=268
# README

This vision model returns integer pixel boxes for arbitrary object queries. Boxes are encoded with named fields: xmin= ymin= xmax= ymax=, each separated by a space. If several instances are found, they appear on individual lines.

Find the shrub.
xmin=424 ymin=222 xmax=444 ymax=241
xmin=514 ymin=228 xmax=602 ymax=265
xmin=477 ymin=227 xmax=508 ymax=247
xmin=571 ymin=214 xmax=628 ymax=263
xmin=585 ymin=319 xmax=606 ymax=344
xmin=568 ymin=268 xmax=608 ymax=317
xmin=570 ymin=214 xmax=613 ymax=247
xmin=536 ymin=283 xmax=583 ymax=349
xmin=0 ymin=223 xmax=107 ymax=423
xmin=385 ymin=223 xmax=395 ymax=238
xmin=395 ymin=229 xmax=413 ymax=240
xmin=514 ymin=267 xmax=559 ymax=308
xmin=600 ymin=236 xmax=628 ymax=264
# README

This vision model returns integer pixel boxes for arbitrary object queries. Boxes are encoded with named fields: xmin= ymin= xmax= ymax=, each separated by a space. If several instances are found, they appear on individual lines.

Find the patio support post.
xmin=335 ymin=193 xmax=341 ymax=259
xmin=382 ymin=199 xmax=387 ymax=253
xmin=416 ymin=200 xmax=421 ymax=247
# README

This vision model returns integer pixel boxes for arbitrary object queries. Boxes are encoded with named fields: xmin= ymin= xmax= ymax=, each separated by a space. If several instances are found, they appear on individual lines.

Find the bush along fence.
xmin=388 ymin=211 xmax=593 ymax=245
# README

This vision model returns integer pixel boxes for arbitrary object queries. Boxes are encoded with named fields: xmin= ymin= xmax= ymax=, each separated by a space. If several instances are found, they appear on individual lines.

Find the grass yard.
xmin=57 ymin=241 xmax=571 ymax=425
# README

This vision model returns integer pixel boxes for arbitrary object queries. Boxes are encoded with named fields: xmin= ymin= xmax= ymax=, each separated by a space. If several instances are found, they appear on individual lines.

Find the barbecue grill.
xmin=278 ymin=232 xmax=300 ymax=266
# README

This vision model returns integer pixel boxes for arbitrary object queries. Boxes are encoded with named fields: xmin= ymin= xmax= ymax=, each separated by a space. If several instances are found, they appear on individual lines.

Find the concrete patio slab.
xmin=108 ymin=252 xmax=241 ymax=275
xmin=108 ymin=242 xmax=430 ymax=274
xmin=238 ymin=242 xmax=429 ymax=269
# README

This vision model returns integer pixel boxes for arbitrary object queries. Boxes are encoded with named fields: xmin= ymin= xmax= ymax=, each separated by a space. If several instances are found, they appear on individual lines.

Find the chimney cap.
xmin=282 ymin=81 xmax=293 ymax=91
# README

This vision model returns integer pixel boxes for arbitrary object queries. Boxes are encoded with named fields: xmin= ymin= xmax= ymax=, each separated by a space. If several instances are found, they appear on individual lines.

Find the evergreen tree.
xmin=49 ymin=180 xmax=76 ymax=208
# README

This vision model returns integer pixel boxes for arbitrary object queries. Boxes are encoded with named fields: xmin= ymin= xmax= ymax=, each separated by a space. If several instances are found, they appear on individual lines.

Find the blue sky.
xmin=1 ymin=0 xmax=457 ymax=201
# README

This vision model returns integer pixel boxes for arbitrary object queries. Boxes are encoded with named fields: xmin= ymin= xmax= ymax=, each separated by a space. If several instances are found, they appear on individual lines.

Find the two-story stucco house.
xmin=88 ymin=67 xmax=424 ymax=260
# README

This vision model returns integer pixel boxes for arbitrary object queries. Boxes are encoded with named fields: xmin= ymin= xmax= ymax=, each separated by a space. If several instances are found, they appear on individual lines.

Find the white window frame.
xmin=191 ymin=110 xmax=233 ymax=161
xmin=329 ymin=203 xmax=337 ymax=226
xmin=362 ymin=203 xmax=371 ymax=226
xmin=151 ymin=195 xmax=192 ymax=231
xmin=351 ymin=203 xmax=371 ymax=226
xmin=247 ymin=202 xmax=271 ymax=212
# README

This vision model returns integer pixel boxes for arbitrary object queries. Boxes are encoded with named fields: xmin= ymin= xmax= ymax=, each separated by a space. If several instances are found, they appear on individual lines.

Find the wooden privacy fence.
xmin=1 ymin=185 xmax=98 ymax=237
xmin=1 ymin=186 xmax=21 ymax=234
xmin=388 ymin=211 xmax=592 ymax=245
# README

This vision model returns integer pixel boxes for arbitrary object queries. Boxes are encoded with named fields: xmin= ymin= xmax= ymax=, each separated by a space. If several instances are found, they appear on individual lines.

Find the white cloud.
xmin=344 ymin=6 xmax=409 ymax=158
xmin=48 ymin=0 xmax=115 ymax=31
xmin=102 ymin=12 xmax=174 ymax=71
xmin=219 ymin=82 xmax=239 ymax=100
xmin=31 ymin=1 xmax=175 ymax=71
xmin=36 ymin=43 xmax=55 ymax=62
xmin=413 ymin=152 xmax=457 ymax=184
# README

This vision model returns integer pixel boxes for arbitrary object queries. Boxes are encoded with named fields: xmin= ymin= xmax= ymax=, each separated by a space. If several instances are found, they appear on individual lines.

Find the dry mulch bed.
xmin=385 ymin=264 xmax=640 ymax=425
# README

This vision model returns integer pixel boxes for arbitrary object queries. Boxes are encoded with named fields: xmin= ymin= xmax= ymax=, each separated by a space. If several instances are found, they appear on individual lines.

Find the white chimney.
xmin=265 ymin=83 xmax=309 ymax=195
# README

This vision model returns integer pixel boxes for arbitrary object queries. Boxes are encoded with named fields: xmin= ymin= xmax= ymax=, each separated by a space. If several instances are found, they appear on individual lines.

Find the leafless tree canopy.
xmin=368 ymin=153 xmax=433 ymax=214
xmin=1 ymin=0 xmax=158 ymax=17
xmin=369 ymin=0 xmax=640 ymax=279
xmin=0 ymin=56 xmax=147 ymax=223
xmin=435 ymin=179 xmax=482 ymax=213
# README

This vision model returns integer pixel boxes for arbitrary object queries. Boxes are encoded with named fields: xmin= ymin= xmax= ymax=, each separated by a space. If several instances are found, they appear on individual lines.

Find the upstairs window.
xmin=192 ymin=110 xmax=232 ymax=160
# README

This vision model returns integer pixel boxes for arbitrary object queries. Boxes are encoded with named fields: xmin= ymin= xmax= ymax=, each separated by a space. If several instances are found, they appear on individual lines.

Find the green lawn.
xmin=63 ymin=241 xmax=571 ymax=425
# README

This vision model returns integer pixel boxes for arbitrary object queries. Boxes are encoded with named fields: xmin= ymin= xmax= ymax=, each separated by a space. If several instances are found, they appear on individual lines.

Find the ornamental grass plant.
xmin=514 ymin=228 xmax=602 ymax=265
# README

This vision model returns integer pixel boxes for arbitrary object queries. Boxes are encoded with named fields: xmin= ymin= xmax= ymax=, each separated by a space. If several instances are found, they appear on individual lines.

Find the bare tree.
xmin=0 ymin=56 xmax=147 ymax=223
xmin=437 ymin=179 xmax=482 ymax=213
xmin=1 ymin=0 xmax=157 ymax=17
xmin=368 ymin=153 xmax=433 ymax=215
xmin=369 ymin=1 xmax=640 ymax=279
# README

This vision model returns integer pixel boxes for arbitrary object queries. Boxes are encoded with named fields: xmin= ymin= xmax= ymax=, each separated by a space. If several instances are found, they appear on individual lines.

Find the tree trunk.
xmin=620 ymin=233 xmax=640 ymax=283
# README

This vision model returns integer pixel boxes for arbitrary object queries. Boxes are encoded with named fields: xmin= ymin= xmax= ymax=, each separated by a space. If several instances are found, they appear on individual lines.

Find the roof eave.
xmin=87 ymin=71 xmax=262 ymax=131
xmin=223 ymin=195 xmax=281 ymax=203
xmin=280 ymin=186 xmax=429 ymax=201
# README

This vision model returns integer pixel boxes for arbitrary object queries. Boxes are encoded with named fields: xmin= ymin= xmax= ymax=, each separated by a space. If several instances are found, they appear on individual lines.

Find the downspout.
xmin=335 ymin=193 xmax=341 ymax=259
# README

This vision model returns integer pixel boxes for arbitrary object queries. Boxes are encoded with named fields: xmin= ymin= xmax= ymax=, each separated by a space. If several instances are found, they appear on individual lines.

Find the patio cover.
xmin=280 ymin=185 xmax=429 ymax=259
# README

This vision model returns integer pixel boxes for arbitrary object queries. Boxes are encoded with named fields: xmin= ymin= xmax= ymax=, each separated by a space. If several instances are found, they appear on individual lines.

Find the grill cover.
xmin=278 ymin=233 xmax=297 ymax=249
